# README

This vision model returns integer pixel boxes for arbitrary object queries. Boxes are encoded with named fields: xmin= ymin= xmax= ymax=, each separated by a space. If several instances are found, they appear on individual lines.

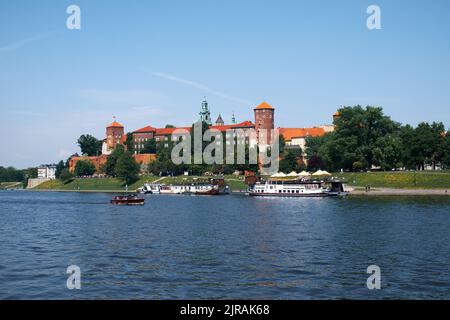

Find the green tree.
xmin=279 ymin=135 xmax=286 ymax=154
xmin=412 ymin=122 xmax=446 ymax=170
xmin=77 ymin=134 xmax=102 ymax=156
xmin=59 ymin=168 xmax=74 ymax=183
xmin=74 ymin=160 xmax=96 ymax=176
xmin=306 ymin=105 xmax=401 ymax=171
xmin=24 ymin=167 xmax=38 ymax=179
xmin=442 ymin=132 xmax=450 ymax=169
xmin=279 ymin=148 xmax=304 ymax=173
xmin=141 ymin=138 xmax=157 ymax=154
xmin=115 ymin=152 xmax=140 ymax=185
xmin=399 ymin=124 xmax=417 ymax=169
xmin=372 ymin=134 xmax=404 ymax=171
xmin=124 ymin=132 xmax=134 ymax=153
xmin=0 ymin=166 xmax=24 ymax=182
xmin=307 ymin=154 xmax=325 ymax=171
xmin=103 ymin=144 xmax=125 ymax=176
xmin=55 ymin=160 xmax=65 ymax=179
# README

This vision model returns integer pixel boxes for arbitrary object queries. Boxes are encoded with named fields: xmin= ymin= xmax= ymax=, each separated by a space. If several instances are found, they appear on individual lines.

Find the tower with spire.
xmin=231 ymin=111 xmax=236 ymax=124
xmin=215 ymin=114 xmax=224 ymax=126
xmin=199 ymin=97 xmax=212 ymax=125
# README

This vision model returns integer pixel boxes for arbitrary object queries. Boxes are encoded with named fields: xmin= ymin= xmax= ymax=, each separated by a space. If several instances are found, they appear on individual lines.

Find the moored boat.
xmin=137 ymin=183 xmax=161 ymax=194
xmin=138 ymin=178 xmax=229 ymax=195
xmin=160 ymin=183 xmax=220 ymax=195
xmin=326 ymin=181 xmax=349 ymax=196
xmin=248 ymin=179 xmax=334 ymax=197
xmin=110 ymin=194 xmax=145 ymax=205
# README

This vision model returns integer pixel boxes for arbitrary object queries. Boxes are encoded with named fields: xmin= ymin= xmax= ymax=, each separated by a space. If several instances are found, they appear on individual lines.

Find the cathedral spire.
xmin=215 ymin=114 xmax=224 ymax=126
xmin=231 ymin=111 xmax=236 ymax=124
xmin=199 ymin=97 xmax=212 ymax=125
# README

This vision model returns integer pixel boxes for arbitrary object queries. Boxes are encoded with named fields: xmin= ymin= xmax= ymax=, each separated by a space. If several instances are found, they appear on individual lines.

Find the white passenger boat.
xmin=161 ymin=184 xmax=220 ymax=195
xmin=248 ymin=180 xmax=345 ymax=197
xmin=138 ymin=178 xmax=229 ymax=195
xmin=137 ymin=183 xmax=161 ymax=194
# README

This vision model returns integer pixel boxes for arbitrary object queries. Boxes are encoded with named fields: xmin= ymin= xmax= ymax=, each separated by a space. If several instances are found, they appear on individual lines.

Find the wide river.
xmin=0 ymin=191 xmax=449 ymax=299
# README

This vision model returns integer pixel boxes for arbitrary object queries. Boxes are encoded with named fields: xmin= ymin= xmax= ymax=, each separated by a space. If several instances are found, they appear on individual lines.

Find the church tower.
xmin=199 ymin=97 xmax=212 ymax=125
xmin=254 ymin=101 xmax=275 ymax=144
xmin=215 ymin=114 xmax=224 ymax=126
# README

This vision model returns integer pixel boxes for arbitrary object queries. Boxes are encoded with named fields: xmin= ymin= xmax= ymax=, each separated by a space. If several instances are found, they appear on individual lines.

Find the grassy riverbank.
xmin=32 ymin=175 xmax=248 ymax=192
xmin=33 ymin=176 xmax=161 ymax=192
xmin=30 ymin=171 xmax=450 ymax=192
xmin=335 ymin=171 xmax=450 ymax=189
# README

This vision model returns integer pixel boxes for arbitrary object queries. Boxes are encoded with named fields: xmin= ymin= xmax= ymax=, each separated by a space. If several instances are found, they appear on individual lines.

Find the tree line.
xmin=70 ymin=107 xmax=449 ymax=181
xmin=0 ymin=166 xmax=38 ymax=187
xmin=305 ymin=106 xmax=450 ymax=172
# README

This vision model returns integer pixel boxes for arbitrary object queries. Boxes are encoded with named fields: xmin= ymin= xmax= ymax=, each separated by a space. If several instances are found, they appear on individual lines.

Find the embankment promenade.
xmin=22 ymin=171 xmax=450 ymax=195
xmin=349 ymin=188 xmax=450 ymax=196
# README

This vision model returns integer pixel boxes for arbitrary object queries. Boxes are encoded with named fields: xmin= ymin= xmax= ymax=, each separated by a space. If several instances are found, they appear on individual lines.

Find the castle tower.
xmin=199 ymin=97 xmax=212 ymax=125
xmin=333 ymin=111 xmax=341 ymax=121
xmin=106 ymin=118 xmax=124 ymax=152
xmin=333 ymin=110 xmax=341 ymax=129
xmin=215 ymin=114 xmax=224 ymax=126
xmin=254 ymin=101 xmax=275 ymax=144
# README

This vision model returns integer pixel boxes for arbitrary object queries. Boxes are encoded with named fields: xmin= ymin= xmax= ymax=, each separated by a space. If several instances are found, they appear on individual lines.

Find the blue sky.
xmin=1 ymin=0 xmax=450 ymax=168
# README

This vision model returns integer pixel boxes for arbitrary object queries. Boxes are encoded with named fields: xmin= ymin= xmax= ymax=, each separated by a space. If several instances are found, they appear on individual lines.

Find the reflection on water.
xmin=0 ymin=191 xmax=449 ymax=299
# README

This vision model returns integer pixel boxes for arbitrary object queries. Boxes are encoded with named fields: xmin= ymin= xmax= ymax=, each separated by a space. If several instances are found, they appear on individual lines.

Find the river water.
xmin=0 ymin=191 xmax=449 ymax=299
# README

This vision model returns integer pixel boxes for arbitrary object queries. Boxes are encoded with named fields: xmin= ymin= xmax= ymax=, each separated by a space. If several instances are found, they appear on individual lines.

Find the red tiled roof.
xmin=210 ymin=121 xmax=254 ymax=132
xmin=278 ymin=127 xmax=326 ymax=141
xmin=254 ymin=101 xmax=274 ymax=110
xmin=107 ymin=121 xmax=124 ymax=128
xmin=155 ymin=127 xmax=191 ymax=136
xmin=133 ymin=125 xmax=157 ymax=133
xmin=132 ymin=121 xmax=254 ymax=136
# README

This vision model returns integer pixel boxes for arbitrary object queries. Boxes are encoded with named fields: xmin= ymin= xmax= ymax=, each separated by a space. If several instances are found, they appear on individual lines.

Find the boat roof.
xmin=265 ymin=179 xmax=323 ymax=184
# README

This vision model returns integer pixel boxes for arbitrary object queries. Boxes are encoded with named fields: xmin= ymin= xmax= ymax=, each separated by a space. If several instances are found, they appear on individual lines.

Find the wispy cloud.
xmin=152 ymin=72 xmax=253 ymax=107
xmin=0 ymin=32 xmax=52 ymax=54
xmin=10 ymin=110 xmax=46 ymax=117
xmin=79 ymin=89 xmax=166 ymax=106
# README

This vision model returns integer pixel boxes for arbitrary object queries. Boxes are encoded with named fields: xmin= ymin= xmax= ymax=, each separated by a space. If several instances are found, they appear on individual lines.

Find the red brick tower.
xmin=254 ymin=101 xmax=275 ymax=144
xmin=106 ymin=118 xmax=124 ymax=152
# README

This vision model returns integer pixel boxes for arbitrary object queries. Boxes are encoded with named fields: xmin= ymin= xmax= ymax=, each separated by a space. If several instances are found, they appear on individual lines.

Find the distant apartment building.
xmin=37 ymin=165 xmax=57 ymax=180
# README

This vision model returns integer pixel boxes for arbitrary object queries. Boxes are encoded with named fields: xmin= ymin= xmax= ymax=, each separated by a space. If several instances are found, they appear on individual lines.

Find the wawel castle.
xmin=69 ymin=99 xmax=334 ymax=172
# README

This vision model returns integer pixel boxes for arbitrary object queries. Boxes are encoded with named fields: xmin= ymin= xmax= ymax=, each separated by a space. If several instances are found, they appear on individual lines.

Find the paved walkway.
xmin=350 ymin=187 xmax=450 ymax=196
xmin=152 ymin=177 xmax=167 ymax=183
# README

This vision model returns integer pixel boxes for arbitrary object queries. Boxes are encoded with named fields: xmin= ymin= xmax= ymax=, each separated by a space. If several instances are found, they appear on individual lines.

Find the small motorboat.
xmin=110 ymin=194 xmax=145 ymax=205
